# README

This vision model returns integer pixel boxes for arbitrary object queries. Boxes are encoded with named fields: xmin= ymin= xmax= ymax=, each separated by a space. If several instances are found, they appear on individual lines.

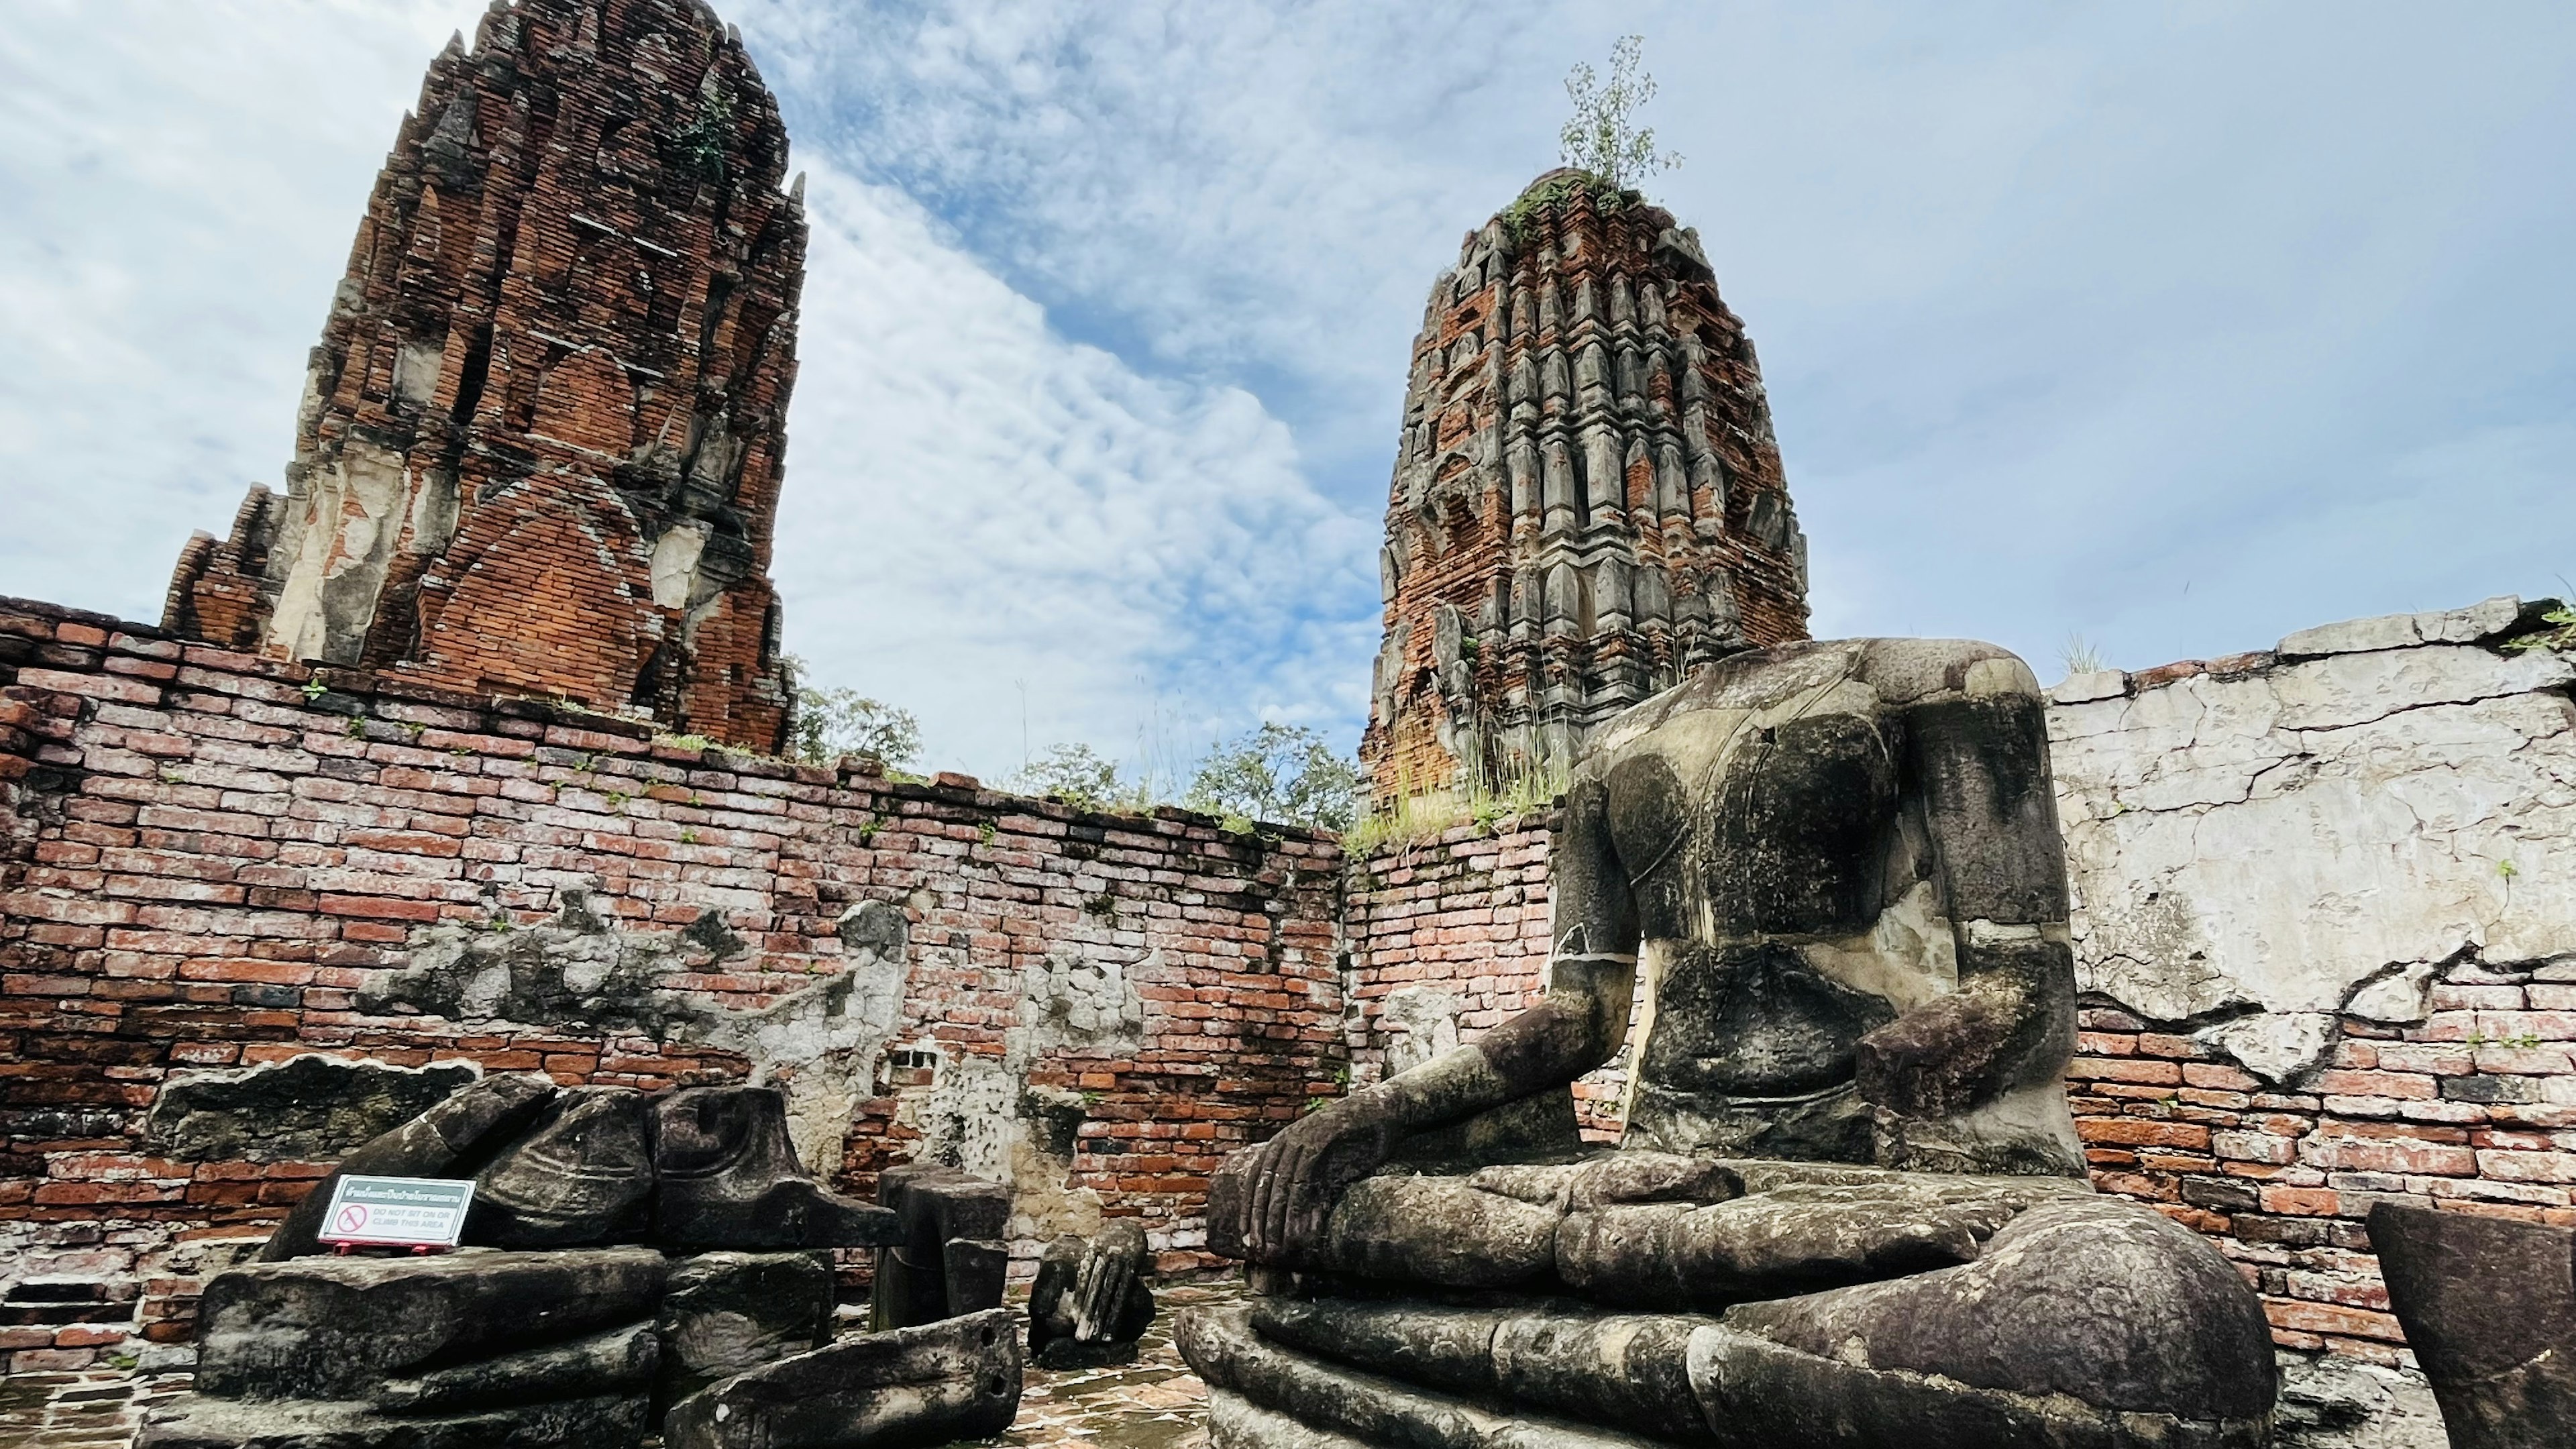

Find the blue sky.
xmin=4 ymin=1 xmax=2571 ymax=779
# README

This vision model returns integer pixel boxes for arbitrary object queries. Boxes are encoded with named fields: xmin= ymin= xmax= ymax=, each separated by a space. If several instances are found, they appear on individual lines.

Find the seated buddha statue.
xmin=1181 ymin=638 xmax=2279 ymax=1449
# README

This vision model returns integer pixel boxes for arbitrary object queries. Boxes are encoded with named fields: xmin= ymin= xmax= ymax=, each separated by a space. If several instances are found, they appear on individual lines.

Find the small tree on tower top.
xmin=1560 ymin=36 xmax=1682 ymax=192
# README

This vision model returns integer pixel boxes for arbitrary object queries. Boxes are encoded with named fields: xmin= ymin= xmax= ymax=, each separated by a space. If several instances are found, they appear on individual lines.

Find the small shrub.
xmin=2059 ymin=633 xmax=2108 ymax=678
xmin=1558 ymin=36 xmax=1680 ymax=193
xmin=784 ymin=654 xmax=923 ymax=770
xmin=2502 ymin=603 xmax=2576 ymax=655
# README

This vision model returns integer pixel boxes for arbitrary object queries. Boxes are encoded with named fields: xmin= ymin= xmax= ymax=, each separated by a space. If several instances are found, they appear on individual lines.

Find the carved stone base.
xmin=1180 ymin=1304 xmax=1672 ymax=1449
xmin=662 ymin=1307 xmax=1022 ymax=1449
xmin=137 ymin=1393 xmax=648 ymax=1449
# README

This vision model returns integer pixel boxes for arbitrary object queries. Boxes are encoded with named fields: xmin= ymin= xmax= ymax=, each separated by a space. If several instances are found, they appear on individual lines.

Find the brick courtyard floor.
xmin=0 ymin=1281 xmax=1240 ymax=1449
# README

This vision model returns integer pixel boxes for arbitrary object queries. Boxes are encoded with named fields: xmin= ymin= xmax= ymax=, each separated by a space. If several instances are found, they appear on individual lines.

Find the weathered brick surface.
xmin=1338 ymin=820 xmax=1630 ymax=1135
xmin=162 ymin=0 xmax=802 ymax=751
xmin=1360 ymin=170 xmax=1810 ymax=800
xmin=0 ymin=597 xmax=1344 ymax=1371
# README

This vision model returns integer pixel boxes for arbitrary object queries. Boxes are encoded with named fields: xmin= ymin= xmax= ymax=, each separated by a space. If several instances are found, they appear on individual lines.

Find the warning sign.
xmin=315 ymin=1175 xmax=475 ymax=1249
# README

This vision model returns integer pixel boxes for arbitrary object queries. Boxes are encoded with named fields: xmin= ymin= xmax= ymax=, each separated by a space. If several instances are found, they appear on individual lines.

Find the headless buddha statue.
xmin=1183 ymin=639 xmax=2278 ymax=1449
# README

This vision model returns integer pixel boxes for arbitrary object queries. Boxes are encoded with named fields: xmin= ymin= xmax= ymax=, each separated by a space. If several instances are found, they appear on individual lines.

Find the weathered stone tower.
xmin=1359 ymin=171 xmax=1810 ymax=801
xmin=163 ymin=0 xmax=804 ymax=751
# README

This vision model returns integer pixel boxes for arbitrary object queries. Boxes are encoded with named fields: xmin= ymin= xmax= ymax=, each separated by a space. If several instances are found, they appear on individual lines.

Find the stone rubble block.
xmin=194 ymin=1248 xmax=667 ymax=1402
xmin=661 ymin=1307 xmax=1023 ymax=1449
xmin=870 ymin=1164 xmax=1010 ymax=1330
xmin=2049 ymin=667 xmax=2129 ymax=704
xmin=2277 ymin=596 xmax=2524 ymax=658
xmin=655 ymin=1251 xmax=836 ymax=1409
xmin=2369 ymin=1202 xmax=2576 ymax=1448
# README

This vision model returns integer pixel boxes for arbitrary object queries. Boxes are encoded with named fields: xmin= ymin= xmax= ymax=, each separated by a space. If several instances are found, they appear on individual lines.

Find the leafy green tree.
xmin=1560 ymin=36 xmax=1681 ymax=191
xmin=784 ymin=655 xmax=922 ymax=769
xmin=1187 ymin=723 xmax=1362 ymax=833
xmin=1014 ymin=743 xmax=1136 ymax=813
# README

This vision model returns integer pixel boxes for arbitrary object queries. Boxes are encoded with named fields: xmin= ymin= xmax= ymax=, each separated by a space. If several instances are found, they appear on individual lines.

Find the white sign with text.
xmin=315 ymin=1175 xmax=475 ymax=1249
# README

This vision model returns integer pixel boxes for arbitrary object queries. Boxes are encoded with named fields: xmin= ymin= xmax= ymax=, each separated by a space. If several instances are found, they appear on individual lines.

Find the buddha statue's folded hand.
xmin=1238 ymin=1091 xmax=1399 ymax=1268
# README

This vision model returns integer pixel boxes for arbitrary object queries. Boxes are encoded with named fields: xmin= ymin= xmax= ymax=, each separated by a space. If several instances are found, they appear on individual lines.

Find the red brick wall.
xmin=0 ymin=595 xmax=1342 ymax=1372
xmin=1339 ymin=820 xmax=1628 ymax=1136
xmin=2072 ymin=973 xmax=2576 ymax=1368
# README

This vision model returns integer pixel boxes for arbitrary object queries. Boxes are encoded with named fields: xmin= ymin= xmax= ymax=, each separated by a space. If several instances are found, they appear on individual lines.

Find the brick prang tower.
xmin=1360 ymin=170 xmax=1811 ymax=802
xmin=164 ymin=0 xmax=804 ymax=751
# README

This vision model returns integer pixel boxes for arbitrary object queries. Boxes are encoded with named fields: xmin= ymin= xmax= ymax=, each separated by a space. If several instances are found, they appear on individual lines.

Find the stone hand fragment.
xmin=1028 ymin=1220 xmax=1157 ymax=1368
xmin=661 ymin=1308 xmax=1022 ymax=1449
xmin=651 ymin=1085 xmax=901 ymax=1249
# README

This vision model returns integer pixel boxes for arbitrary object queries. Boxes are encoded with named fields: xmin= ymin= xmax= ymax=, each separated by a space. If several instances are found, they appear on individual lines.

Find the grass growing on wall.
xmin=1344 ymin=754 xmax=1568 ymax=858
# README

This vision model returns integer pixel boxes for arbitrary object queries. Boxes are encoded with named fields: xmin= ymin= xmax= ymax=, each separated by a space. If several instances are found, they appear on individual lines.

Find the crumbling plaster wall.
xmin=2050 ymin=596 xmax=2576 ymax=1070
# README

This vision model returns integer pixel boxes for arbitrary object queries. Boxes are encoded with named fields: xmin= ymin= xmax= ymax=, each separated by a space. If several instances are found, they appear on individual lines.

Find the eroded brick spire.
xmin=1360 ymin=170 xmax=1811 ymax=802
xmin=164 ymin=0 xmax=805 ymax=751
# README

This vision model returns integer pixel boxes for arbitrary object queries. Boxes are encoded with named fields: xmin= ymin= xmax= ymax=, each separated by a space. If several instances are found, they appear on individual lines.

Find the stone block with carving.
xmin=466 ymin=1086 xmax=657 ymax=1248
xmin=662 ymin=1308 xmax=1022 ymax=1449
xmin=655 ymin=1252 xmax=837 ymax=1411
xmin=651 ymin=1085 xmax=902 ymax=1250
xmin=1028 ymin=1220 xmax=1157 ymax=1368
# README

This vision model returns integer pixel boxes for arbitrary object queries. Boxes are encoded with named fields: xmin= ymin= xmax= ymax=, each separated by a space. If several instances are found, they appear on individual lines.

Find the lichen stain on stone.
xmin=144 ymin=1055 xmax=480 ymax=1163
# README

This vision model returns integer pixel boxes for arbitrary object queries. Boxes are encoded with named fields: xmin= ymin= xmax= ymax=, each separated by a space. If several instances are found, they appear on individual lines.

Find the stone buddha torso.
xmin=1188 ymin=639 xmax=2278 ymax=1449
xmin=1576 ymin=637 xmax=2083 ymax=1175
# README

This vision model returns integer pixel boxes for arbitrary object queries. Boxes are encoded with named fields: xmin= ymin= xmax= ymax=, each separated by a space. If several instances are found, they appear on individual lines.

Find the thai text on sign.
xmin=316 ymin=1175 xmax=475 ymax=1249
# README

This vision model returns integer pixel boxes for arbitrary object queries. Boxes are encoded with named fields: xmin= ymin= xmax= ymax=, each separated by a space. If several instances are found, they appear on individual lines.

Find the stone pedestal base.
xmin=138 ymin=1393 xmax=648 ymax=1449
xmin=1181 ymin=1285 xmax=2277 ymax=1449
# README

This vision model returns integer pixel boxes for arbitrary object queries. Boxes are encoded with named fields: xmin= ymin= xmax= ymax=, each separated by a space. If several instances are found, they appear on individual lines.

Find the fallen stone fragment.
xmin=2369 ymin=1201 xmax=2576 ymax=1449
xmin=258 ymin=1074 xmax=554 ymax=1261
xmin=661 ymin=1307 xmax=1022 ymax=1449
xmin=1028 ymin=1220 xmax=1157 ymax=1368
xmin=468 ymin=1086 xmax=655 ymax=1248
xmin=195 ymin=1247 xmax=667 ymax=1401
xmin=652 ymin=1085 xmax=902 ymax=1250
xmin=376 ymin=1320 xmax=658 ymax=1413
xmin=870 ymin=1163 xmax=1010 ymax=1329
xmin=656 ymin=1251 xmax=836 ymax=1409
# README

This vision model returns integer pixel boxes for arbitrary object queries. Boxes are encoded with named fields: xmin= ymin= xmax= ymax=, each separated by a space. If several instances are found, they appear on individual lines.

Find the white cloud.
xmin=5 ymin=0 xmax=2573 ymax=778
xmin=772 ymin=164 xmax=1371 ymax=777
xmin=0 ymin=0 xmax=484 ymax=614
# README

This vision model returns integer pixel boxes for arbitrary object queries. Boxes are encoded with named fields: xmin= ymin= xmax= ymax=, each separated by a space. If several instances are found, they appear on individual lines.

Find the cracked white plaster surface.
xmin=2050 ymin=608 xmax=2576 ymax=1031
